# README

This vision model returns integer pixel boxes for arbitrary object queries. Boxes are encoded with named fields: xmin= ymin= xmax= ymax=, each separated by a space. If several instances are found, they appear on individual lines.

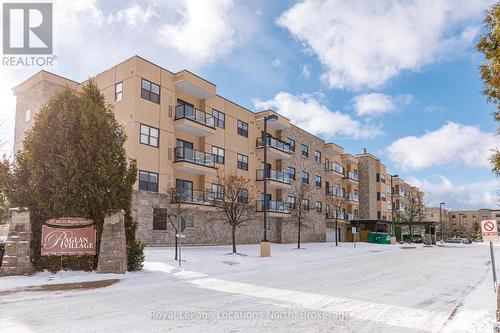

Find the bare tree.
xmin=325 ymin=187 xmax=346 ymax=246
xmin=166 ymin=190 xmax=190 ymax=260
xmin=211 ymin=170 xmax=258 ymax=254
xmin=397 ymin=188 xmax=424 ymax=240
xmin=289 ymin=180 xmax=312 ymax=249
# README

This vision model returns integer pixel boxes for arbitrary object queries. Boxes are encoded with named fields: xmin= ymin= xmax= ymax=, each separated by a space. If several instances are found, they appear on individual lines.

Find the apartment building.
xmin=13 ymin=56 xmax=374 ymax=246
xmin=448 ymin=209 xmax=500 ymax=237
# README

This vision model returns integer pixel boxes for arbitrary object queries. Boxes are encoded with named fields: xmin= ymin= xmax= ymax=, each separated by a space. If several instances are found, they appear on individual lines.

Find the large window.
xmin=237 ymin=189 xmax=248 ymax=203
xmin=314 ymin=150 xmax=321 ymax=162
xmin=287 ymin=166 xmax=296 ymax=181
xmin=212 ymin=184 xmax=224 ymax=200
xmin=115 ymin=82 xmax=123 ymax=102
xmin=237 ymin=153 xmax=248 ymax=171
xmin=153 ymin=208 xmax=167 ymax=231
xmin=315 ymin=175 xmax=322 ymax=188
xmin=212 ymin=146 xmax=225 ymax=164
xmin=141 ymin=79 xmax=160 ymax=104
xmin=301 ymin=171 xmax=309 ymax=184
xmin=288 ymin=196 xmax=296 ymax=209
xmin=315 ymin=201 xmax=322 ymax=213
xmin=301 ymin=144 xmax=309 ymax=157
xmin=237 ymin=120 xmax=248 ymax=137
xmin=213 ymin=109 xmax=225 ymax=128
xmin=140 ymin=124 xmax=159 ymax=147
xmin=288 ymin=138 xmax=295 ymax=152
xmin=139 ymin=170 xmax=158 ymax=192
xmin=181 ymin=215 xmax=195 ymax=229
xmin=302 ymin=199 xmax=309 ymax=211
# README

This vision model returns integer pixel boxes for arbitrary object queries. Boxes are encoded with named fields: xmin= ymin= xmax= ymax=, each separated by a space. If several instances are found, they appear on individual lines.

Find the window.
xmin=381 ymin=192 xmax=386 ymax=201
xmin=140 ymin=124 xmax=159 ymax=147
xmin=288 ymin=138 xmax=295 ymax=152
xmin=212 ymin=184 xmax=224 ymax=200
xmin=288 ymin=166 xmax=296 ymax=181
xmin=115 ymin=82 xmax=123 ymax=102
xmin=380 ymin=174 xmax=386 ymax=183
xmin=324 ymin=158 xmax=329 ymax=168
xmin=377 ymin=211 xmax=381 ymax=219
xmin=301 ymin=144 xmax=309 ymax=157
xmin=153 ymin=208 xmax=167 ymax=231
xmin=237 ymin=189 xmax=248 ymax=203
xmin=314 ymin=150 xmax=321 ymax=162
xmin=141 ymin=79 xmax=160 ymax=104
xmin=25 ymin=109 xmax=31 ymax=122
xmin=301 ymin=171 xmax=309 ymax=184
xmin=237 ymin=153 xmax=248 ymax=171
xmin=213 ymin=109 xmax=225 ymax=128
xmin=288 ymin=196 xmax=296 ymax=209
xmin=212 ymin=146 xmax=225 ymax=164
xmin=315 ymin=175 xmax=322 ymax=188
xmin=315 ymin=201 xmax=322 ymax=213
xmin=237 ymin=120 xmax=248 ymax=137
xmin=181 ymin=215 xmax=194 ymax=229
xmin=302 ymin=199 xmax=309 ymax=211
xmin=139 ymin=170 xmax=158 ymax=192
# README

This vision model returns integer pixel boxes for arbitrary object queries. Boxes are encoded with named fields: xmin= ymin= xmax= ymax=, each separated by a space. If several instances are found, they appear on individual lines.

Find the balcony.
xmin=326 ymin=211 xmax=345 ymax=220
xmin=256 ymin=200 xmax=291 ymax=215
xmin=171 ymin=188 xmax=215 ymax=207
xmin=326 ymin=188 xmax=344 ymax=198
xmin=174 ymin=147 xmax=215 ymax=175
xmin=256 ymin=169 xmax=291 ymax=190
xmin=174 ymin=105 xmax=216 ymax=136
xmin=325 ymin=162 xmax=344 ymax=176
xmin=347 ymin=192 xmax=359 ymax=203
xmin=345 ymin=171 xmax=358 ymax=182
xmin=256 ymin=136 xmax=291 ymax=160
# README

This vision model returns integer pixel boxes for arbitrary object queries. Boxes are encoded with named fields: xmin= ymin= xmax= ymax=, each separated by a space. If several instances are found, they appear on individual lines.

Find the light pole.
xmin=439 ymin=202 xmax=445 ymax=241
xmin=261 ymin=114 xmax=278 ymax=257
xmin=390 ymin=174 xmax=398 ymax=236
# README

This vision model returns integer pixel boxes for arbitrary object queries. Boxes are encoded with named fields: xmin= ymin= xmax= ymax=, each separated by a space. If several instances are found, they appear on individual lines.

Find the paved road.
xmin=0 ymin=244 xmax=495 ymax=332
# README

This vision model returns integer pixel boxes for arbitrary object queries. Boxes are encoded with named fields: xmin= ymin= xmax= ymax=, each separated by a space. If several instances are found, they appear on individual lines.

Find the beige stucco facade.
xmin=12 ymin=55 xmax=424 ymax=246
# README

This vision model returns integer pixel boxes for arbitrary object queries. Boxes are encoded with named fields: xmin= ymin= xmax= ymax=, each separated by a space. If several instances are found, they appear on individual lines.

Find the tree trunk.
xmin=174 ymin=233 xmax=178 ymax=261
xmin=297 ymin=220 xmax=301 ymax=249
xmin=335 ymin=219 xmax=338 ymax=246
xmin=232 ymin=225 xmax=237 ymax=254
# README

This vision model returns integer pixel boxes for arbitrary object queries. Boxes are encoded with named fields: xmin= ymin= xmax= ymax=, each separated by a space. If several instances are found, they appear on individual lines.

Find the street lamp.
xmin=439 ymin=202 xmax=445 ymax=241
xmin=390 ymin=174 xmax=398 ymax=236
xmin=261 ymin=114 xmax=278 ymax=257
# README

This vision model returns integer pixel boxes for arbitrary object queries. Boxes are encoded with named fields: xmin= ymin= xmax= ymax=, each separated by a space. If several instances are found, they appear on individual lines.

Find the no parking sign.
xmin=481 ymin=220 xmax=498 ymax=242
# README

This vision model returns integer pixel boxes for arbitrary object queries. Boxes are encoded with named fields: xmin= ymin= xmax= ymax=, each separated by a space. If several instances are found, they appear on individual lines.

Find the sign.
xmin=352 ymin=227 xmax=357 ymax=234
xmin=176 ymin=233 xmax=186 ymax=239
xmin=46 ymin=217 xmax=94 ymax=227
xmin=481 ymin=220 xmax=498 ymax=242
xmin=41 ymin=225 xmax=96 ymax=256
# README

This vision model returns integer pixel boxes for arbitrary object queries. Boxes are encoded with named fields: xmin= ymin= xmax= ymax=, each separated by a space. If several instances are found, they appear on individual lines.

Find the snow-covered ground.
xmin=0 ymin=242 xmax=498 ymax=332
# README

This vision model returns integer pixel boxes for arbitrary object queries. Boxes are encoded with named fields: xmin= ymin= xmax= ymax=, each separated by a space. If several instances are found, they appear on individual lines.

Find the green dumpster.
xmin=367 ymin=232 xmax=391 ymax=244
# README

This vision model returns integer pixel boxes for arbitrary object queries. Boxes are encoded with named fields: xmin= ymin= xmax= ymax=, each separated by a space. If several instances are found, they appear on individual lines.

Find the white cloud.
xmin=301 ymin=64 xmax=311 ymax=78
xmin=158 ymin=0 xmax=235 ymax=64
xmin=386 ymin=122 xmax=500 ymax=170
xmin=408 ymin=175 xmax=498 ymax=210
xmin=352 ymin=93 xmax=412 ymax=116
xmin=277 ymin=0 xmax=492 ymax=89
xmin=107 ymin=4 xmax=157 ymax=26
xmin=253 ymin=92 xmax=381 ymax=139
xmin=423 ymin=105 xmax=444 ymax=113
xmin=271 ymin=58 xmax=282 ymax=67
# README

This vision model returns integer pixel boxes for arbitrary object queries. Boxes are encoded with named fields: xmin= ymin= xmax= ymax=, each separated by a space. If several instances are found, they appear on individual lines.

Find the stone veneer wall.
xmin=1 ymin=210 xmax=32 ymax=276
xmin=358 ymin=156 xmax=377 ymax=220
xmin=97 ymin=211 xmax=127 ymax=274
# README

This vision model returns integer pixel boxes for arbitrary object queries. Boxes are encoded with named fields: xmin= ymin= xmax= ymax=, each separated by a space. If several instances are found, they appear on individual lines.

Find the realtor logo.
xmin=2 ymin=3 xmax=53 ymax=54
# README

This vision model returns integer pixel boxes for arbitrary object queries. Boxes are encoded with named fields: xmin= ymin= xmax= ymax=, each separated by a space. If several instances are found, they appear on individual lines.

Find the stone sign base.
xmin=97 ymin=211 xmax=127 ymax=274
xmin=1 ymin=209 xmax=32 ymax=276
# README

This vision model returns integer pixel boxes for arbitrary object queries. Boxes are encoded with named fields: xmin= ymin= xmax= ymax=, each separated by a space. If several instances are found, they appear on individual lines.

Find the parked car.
xmin=411 ymin=234 xmax=424 ymax=243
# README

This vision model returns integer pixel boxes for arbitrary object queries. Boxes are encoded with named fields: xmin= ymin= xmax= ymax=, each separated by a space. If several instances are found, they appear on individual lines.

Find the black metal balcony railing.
xmin=256 ymin=200 xmax=291 ymax=213
xmin=325 ymin=162 xmax=344 ymax=174
xmin=174 ymin=147 xmax=215 ymax=168
xmin=175 ymin=104 xmax=215 ymax=128
xmin=256 ymin=136 xmax=291 ymax=154
xmin=326 ymin=188 xmax=344 ymax=197
xmin=256 ymin=169 xmax=291 ymax=184
xmin=171 ymin=188 xmax=215 ymax=205
xmin=346 ymin=171 xmax=358 ymax=181
xmin=326 ymin=211 xmax=345 ymax=220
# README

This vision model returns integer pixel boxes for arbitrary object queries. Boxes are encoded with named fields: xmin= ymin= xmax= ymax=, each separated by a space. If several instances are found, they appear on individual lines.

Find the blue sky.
xmin=0 ymin=0 xmax=499 ymax=210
